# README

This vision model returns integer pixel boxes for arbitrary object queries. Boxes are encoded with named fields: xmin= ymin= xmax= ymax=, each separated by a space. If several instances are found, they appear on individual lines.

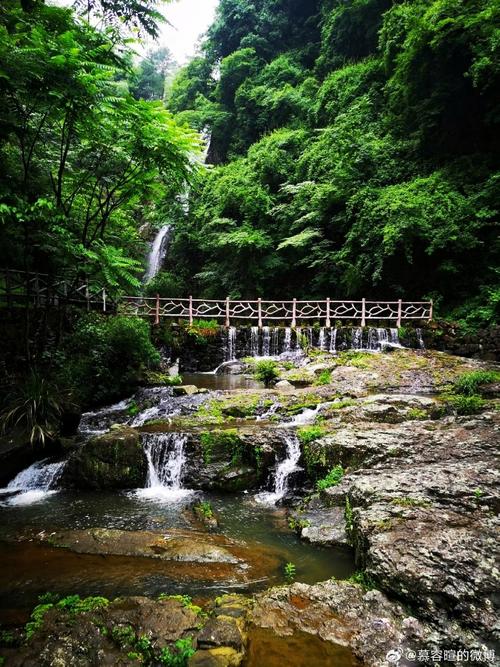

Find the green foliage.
xmin=253 ymin=360 xmax=279 ymax=387
xmin=159 ymin=638 xmax=195 ymax=667
xmin=60 ymin=314 xmax=159 ymax=406
xmin=25 ymin=595 xmax=108 ymax=640
xmin=0 ymin=371 xmax=72 ymax=447
xmin=406 ymin=408 xmax=427 ymax=421
xmin=448 ymin=394 xmax=486 ymax=416
xmin=316 ymin=465 xmax=344 ymax=491
xmin=200 ymin=429 xmax=243 ymax=465
xmin=454 ymin=370 xmax=500 ymax=396
xmin=344 ymin=497 xmax=354 ymax=534
xmin=111 ymin=625 xmax=136 ymax=648
xmin=315 ymin=370 xmax=332 ymax=386
xmin=284 ymin=562 xmax=296 ymax=582
xmin=348 ymin=571 xmax=377 ymax=591
xmin=297 ymin=425 xmax=325 ymax=446
xmin=194 ymin=501 xmax=214 ymax=519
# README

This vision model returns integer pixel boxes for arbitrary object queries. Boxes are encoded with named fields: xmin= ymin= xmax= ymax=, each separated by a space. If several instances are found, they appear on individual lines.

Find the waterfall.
xmin=144 ymin=225 xmax=172 ymax=283
xmin=416 ymin=328 xmax=425 ymax=349
xmin=272 ymin=328 xmax=280 ymax=356
xmin=250 ymin=327 xmax=260 ymax=357
xmin=318 ymin=327 xmax=326 ymax=350
xmin=138 ymin=433 xmax=191 ymax=500
xmin=225 ymin=327 xmax=237 ymax=361
xmin=262 ymin=326 xmax=271 ymax=357
xmin=255 ymin=433 xmax=301 ymax=504
xmin=2 ymin=459 xmax=66 ymax=505
xmin=352 ymin=327 xmax=363 ymax=351
xmin=390 ymin=328 xmax=401 ymax=347
xmin=329 ymin=328 xmax=337 ymax=353
xmin=295 ymin=327 xmax=302 ymax=351
xmin=304 ymin=327 xmax=313 ymax=348
xmin=367 ymin=327 xmax=389 ymax=351
xmin=283 ymin=328 xmax=292 ymax=353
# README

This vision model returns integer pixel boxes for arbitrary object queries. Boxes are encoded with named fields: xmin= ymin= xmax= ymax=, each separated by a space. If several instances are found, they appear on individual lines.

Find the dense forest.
xmin=159 ymin=0 xmax=499 ymax=330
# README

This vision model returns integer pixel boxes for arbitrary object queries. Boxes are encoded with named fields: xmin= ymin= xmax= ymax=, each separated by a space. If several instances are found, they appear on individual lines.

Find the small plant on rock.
xmin=254 ymin=360 xmax=280 ymax=387
xmin=454 ymin=370 xmax=500 ymax=396
xmin=284 ymin=562 xmax=296 ymax=582
xmin=316 ymin=465 xmax=344 ymax=491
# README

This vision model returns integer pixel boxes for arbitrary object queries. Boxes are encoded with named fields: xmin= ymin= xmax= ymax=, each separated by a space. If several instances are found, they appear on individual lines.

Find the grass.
xmin=297 ymin=424 xmax=326 ymax=445
xmin=316 ymin=465 xmax=344 ymax=491
xmin=454 ymin=370 xmax=500 ymax=396
xmin=253 ymin=360 xmax=280 ymax=387
xmin=449 ymin=394 xmax=486 ymax=415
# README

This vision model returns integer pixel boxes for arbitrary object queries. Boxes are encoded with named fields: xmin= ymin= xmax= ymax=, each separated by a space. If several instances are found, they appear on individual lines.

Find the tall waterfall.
xmin=255 ymin=433 xmax=301 ymax=504
xmin=138 ymin=433 xmax=191 ymax=500
xmin=250 ymin=327 xmax=260 ymax=357
xmin=144 ymin=225 xmax=172 ymax=283
xmin=390 ymin=328 xmax=401 ymax=347
xmin=416 ymin=328 xmax=425 ymax=349
xmin=2 ymin=459 xmax=66 ymax=505
xmin=225 ymin=327 xmax=237 ymax=361
xmin=295 ymin=327 xmax=302 ymax=351
xmin=262 ymin=326 xmax=271 ymax=357
xmin=283 ymin=328 xmax=292 ymax=353
xmin=352 ymin=327 xmax=363 ymax=350
xmin=318 ymin=327 xmax=327 ymax=350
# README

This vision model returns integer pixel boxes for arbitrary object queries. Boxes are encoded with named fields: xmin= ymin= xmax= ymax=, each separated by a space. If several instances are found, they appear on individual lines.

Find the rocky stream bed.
xmin=0 ymin=349 xmax=498 ymax=666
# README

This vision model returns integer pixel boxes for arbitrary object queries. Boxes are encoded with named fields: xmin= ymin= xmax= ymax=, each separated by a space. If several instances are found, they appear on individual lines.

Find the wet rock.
xmin=174 ymin=385 xmax=204 ymax=396
xmin=62 ymin=426 xmax=146 ymax=489
xmin=197 ymin=618 xmax=244 ymax=651
xmin=189 ymin=647 xmax=243 ymax=667
xmin=291 ymin=504 xmax=350 ymax=548
xmin=275 ymin=380 xmax=294 ymax=390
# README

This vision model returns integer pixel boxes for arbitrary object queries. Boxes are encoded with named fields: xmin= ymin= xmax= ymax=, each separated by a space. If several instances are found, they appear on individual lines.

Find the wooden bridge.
xmin=0 ymin=269 xmax=432 ymax=327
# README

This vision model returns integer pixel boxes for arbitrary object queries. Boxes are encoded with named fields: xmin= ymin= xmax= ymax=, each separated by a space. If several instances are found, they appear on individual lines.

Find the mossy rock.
xmin=62 ymin=426 xmax=146 ymax=489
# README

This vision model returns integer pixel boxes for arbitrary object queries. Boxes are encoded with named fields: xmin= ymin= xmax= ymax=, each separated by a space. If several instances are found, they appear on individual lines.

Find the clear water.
xmin=0 ymin=491 xmax=354 ymax=617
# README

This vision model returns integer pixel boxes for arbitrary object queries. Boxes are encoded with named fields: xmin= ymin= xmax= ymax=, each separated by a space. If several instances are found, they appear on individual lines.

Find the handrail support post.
xmin=326 ymin=297 xmax=331 ymax=328
xmin=397 ymin=299 xmax=402 ymax=328
xmin=361 ymin=298 xmax=366 ymax=327
xmin=291 ymin=298 xmax=297 ymax=328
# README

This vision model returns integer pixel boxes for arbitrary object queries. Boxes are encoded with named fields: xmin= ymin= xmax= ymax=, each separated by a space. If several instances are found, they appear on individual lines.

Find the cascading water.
xmin=367 ymin=328 xmax=389 ymax=351
xmin=329 ymin=328 xmax=337 ymax=353
xmin=262 ymin=327 xmax=271 ymax=357
xmin=250 ymin=327 xmax=260 ymax=357
xmin=144 ymin=225 xmax=172 ymax=283
xmin=138 ymin=433 xmax=191 ymax=500
xmin=272 ymin=328 xmax=280 ymax=356
xmin=295 ymin=327 xmax=302 ymax=352
xmin=255 ymin=432 xmax=301 ymax=504
xmin=416 ymin=328 xmax=425 ymax=349
xmin=390 ymin=328 xmax=401 ymax=347
xmin=283 ymin=328 xmax=292 ymax=353
xmin=352 ymin=327 xmax=363 ymax=351
xmin=318 ymin=328 xmax=326 ymax=350
xmin=1 ymin=459 xmax=66 ymax=505
xmin=226 ymin=327 xmax=237 ymax=361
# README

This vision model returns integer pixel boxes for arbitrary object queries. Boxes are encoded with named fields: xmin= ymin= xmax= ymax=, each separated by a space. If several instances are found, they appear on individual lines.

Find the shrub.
xmin=315 ymin=370 xmax=332 ymax=385
xmin=284 ymin=562 xmax=296 ymax=581
xmin=316 ymin=465 xmax=344 ymax=490
xmin=159 ymin=637 xmax=195 ymax=666
xmin=297 ymin=425 xmax=325 ymax=445
xmin=254 ymin=360 xmax=279 ymax=387
xmin=454 ymin=370 xmax=500 ymax=396
xmin=449 ymin=394 xmax=486 ymax=415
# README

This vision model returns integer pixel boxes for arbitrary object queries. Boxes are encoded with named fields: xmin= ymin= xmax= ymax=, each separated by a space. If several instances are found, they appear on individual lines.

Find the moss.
xmin=200 ymin=429 xmax=244 ymax=465
xmin=406 ymin=408 xmax=428 ymax=421
xmin=316 ymin=465 xmax=344 ymax=490
xmin=348 ymin=571 xmax=377 ymax=591
xmin=391 ymin=497 xmax=431 ymax=507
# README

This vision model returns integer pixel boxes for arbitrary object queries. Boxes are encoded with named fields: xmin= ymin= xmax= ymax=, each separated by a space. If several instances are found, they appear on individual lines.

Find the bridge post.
xmin=189 ymin=296 xmax=193 ymax=325
xmin=292 ymin=298 xmax=297 ymax=328
xmin=155 ymin=294 xmax=160 ymax=325
xmin=397 ymin=299 xmax=402 ymax=328
xmin=225 ymin=297 xmax=230 ymax=328
xmin=429 ymin=299 xmax=433 ymax=322
xmin=258 ymin=298 xmax=263 ymax=328
xmin=361 ymin=298 xmax=366 ymax=327
xmin=326 ymin=298 xmax=331 ymax=328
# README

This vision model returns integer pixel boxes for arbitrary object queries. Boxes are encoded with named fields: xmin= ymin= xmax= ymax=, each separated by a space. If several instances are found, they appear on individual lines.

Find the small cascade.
xmin=304 ymin=327 xmax=313 ymax=349
xmin=318 ymin=327 xmax=327 ymax=351
xmin=271 ymin=328 xmax=280 ymax=356
xmin=255 ymin=433 xmax=301 ymax=504
xmin=283 ymin=328 xmax=292 ymax=353
xmin=286 ymin=402 xmax=331 ymax=427
xmin=367 ymin=328 xmax=389 ymax=351
xmin=250 ymin=327 xmax=260 ymax=357
xmin=262 ymin=326 xmax=271 ymax=357
xmin=416 ymin=328 xmax=425 ymax=349
xmin=329 ymin=328 xmax=337 ymax=353
xmin=2 ymin=459 xmax=66 ymax=505
xmin=352 ymin=327 xmax=363 ymax=351
xmin=390 ymin=328 xmax=401 ymax=347
xmin=138 ymin=433 xmax=191 ymax=500
xmin=294 ymin=327 xmax=302 ymax=352
xmin=144 ymin=225 xmax=171 ymax=283
xmin=225 ymin=327 xmax=237 ymax=361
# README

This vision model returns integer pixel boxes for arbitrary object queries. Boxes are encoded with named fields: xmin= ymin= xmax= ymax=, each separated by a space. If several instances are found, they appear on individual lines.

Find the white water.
xmin=144 ymin=225 xmax=171 ymax=282
xmin=226 ymin=327 xmax=237 ymax=361
xmin=283 ymin=328 xmax=292 ymax=353
xmin=262 ymin=327 xmax=271 ymax=357
xmin=272 ymin=328 xmax=280 ymax=356
xmin=295 ymin=327 xmax=302 ymax=351
xmin=1 ymin=459 xmax=66 ymax=505
xmin=286 ymin=402 xmax=331 ymax=427
xmin=255 ymin=433 xmax=301 ymax=504
xmin=352 ymin=327 xmax=363 ymax=350
xmin=318 ymin=327 xmax=327 ymax=350
xmin=416 ymin=328 xmax=425 ymax=349
xmin=329 ymin=328 xmax=337 ymax=353
xmin=250 ymin=327 xmax=260 ymax=357
xmin=137 ymin=433 xmax=192 ymax=501
xmin=389 ymin=328 xmax=403 ymax=348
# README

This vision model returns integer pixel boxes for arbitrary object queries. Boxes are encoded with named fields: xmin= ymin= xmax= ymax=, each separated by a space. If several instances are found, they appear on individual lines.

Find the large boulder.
xmin=62 ymin=426 xmax=146 ymax=489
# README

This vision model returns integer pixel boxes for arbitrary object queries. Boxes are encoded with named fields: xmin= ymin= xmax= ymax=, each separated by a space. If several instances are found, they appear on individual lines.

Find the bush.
xmin=449 ymin=394 xmax=486 ymax=416
xmin=254 ymin=360 xmax=279 ymax=387
xmin=454 ymin=370 xmax=500 ymax=396
xmin=297 ymin=425 xmax=325 ymax=445
xmin=61 ymin=314 xmax=160 ymax=406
